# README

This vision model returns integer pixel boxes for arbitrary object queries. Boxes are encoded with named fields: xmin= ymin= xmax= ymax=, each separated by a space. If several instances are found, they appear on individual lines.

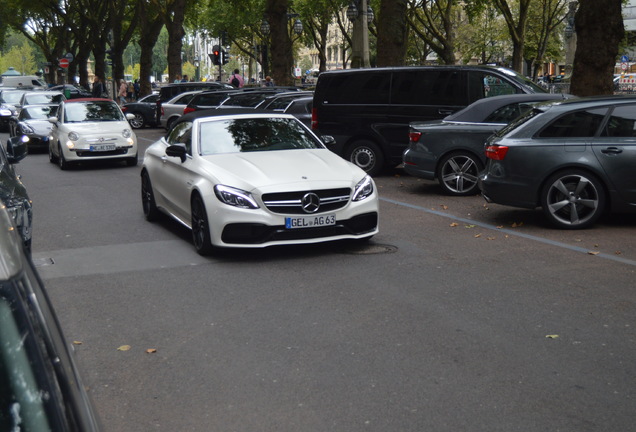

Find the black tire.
xmin=191 ymin=193 xmax=214 ymax=255
xmin=141 ymin=171 xmax=160 ymax=222
xmin=345 ymin=140 xmax=384 ymax=176
xmin=48 ymin=143 xmax=58 ymax=163
xmin=126 ymin=154 xmax=138 ymax=167
xmin=540 ymin=170 xmax=606 ymax=229
xmin=129 ymin=113 xmax=145 ymax=129
xmin=437 ymin=151 xmax=483 ymax=196
xmin=58 ymin=145 xmax=70 ymax=170
xmin=166 ymin=117 xmax=176 ymax=131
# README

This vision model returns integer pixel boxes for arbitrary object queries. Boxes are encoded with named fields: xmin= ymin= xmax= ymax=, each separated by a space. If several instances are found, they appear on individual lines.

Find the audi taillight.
xmin=485 ymin=145 xmax=509 ymax=160
xmin=183 ymin=107 xmax=195 ymax=114
xmin=409 ymin=131 xmax=422 ymax=143
xmin=311 ymin=107 xmax=318 ymax=130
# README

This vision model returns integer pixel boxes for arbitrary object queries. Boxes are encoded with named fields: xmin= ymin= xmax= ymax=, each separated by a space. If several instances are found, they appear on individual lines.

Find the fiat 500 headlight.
xmin=352 ymin=175 xmax=374 ymax=201
xmin=68 ymin=131 xmax=80 ymax=141
xmin=122 ymin=128 xmax=132 ymax=139
xmin=214 ymin=185 xmax=259 ymax=209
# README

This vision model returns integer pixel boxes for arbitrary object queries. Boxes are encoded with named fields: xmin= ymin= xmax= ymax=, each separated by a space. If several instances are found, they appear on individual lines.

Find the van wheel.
xmin=346 ymin=140 xmax=384 ymax=176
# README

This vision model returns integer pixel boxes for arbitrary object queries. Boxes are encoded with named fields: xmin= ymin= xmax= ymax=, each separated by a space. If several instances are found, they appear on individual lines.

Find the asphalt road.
xmin=7 ymin=127 xmax=636 ymax=431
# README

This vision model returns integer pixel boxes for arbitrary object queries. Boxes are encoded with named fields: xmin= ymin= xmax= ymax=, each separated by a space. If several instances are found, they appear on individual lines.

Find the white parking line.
xmin=381 ymin=197 xmax=636 ymax=267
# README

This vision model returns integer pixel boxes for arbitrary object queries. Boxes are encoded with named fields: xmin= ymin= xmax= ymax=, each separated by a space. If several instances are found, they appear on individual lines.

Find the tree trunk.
xmin=138 ymin=2 xmax=164 ymax=96
xmin=266 ymin=0 xmax=294 ymax=86
xmin=570 ymin=0 xmax=624 ymax=96
xmin=376 ymin=0 xmax=408 ymax=66
xmin=165 ymin=0 xmax=187 ymax=83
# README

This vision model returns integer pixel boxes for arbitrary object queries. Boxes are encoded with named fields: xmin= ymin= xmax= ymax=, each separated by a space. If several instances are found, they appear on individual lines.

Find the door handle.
xmin=601 ymin=147 xmax=622 ymax=155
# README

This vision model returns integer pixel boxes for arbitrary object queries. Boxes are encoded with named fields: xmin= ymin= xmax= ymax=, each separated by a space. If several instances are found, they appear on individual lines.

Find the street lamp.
xmin=347 ymin=0 xmax=371 ymax=68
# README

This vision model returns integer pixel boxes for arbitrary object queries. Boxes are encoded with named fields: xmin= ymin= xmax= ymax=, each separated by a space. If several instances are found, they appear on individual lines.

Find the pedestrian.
xmin=228 ymin=69 xmax=244 ymax=88
xmin=92 ymin=75 xmax=105 ymax=98
xmin=118 ymin=79 xmax=127 ymax=106
xmin=174 ymin=74 xmax=181 ymax=83
xmin=263 ymin=76 xmax=274 ymax=87
xmin=181 ymin=75 xmax=189 ymax=83
xmin=127 ymin=81 xmax=134 ymax=101
xmin=133 ymin=80 xmax=140 ymax=100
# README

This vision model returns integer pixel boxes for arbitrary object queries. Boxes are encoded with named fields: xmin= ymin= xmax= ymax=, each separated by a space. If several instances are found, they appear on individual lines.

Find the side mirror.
xmin=321 ymin=135 xmax=336 ymax=146
xmin=6 ymin=136 xmax=29 ymax=163
xmin=165 ymin=143 xmax=187 ymax=163
xmin=48 ymin=116 xmax=59 ymax=124
xmin=126 ymin=113 xmax=135 ymax=121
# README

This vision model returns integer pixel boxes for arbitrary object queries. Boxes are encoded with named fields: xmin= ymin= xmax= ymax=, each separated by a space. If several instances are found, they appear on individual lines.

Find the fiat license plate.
xmin=285 ymin=214 xmax=336 ymax=229
xmin=90 ymin=144 xmax=116 ymax=152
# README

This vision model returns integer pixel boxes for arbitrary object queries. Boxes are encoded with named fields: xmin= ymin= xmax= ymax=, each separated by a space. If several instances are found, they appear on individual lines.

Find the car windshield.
xmin=0 ymin=92 xmax=25 ymax=104
xmin=64 ymin=101 xmax=125 ymax=122
xmin=25 ymin=93 xmax=64 ymax=105
xmin=21 ymin=106 xmax=58 ymax=120
xmin=199 ymin=117 xmax=321 ymax=155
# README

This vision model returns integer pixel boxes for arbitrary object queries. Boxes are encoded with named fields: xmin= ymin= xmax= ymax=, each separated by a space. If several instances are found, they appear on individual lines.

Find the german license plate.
xmin=90 ymin=144 xmax=116 ymax=151
xmin=285 ymin=214 xmax=336 ymax=229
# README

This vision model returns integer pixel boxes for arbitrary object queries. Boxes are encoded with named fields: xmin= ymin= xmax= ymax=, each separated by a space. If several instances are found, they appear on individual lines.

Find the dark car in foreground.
xmin=479 ymin=95 xmax=636 ymax=229
xmin=403 ymin=93 xmax=572 ymax=196
xmin=121 ymin=92 xmax=160 ymax=129
xmin=0 ymin=202 xmax=101 ymax=431
xmin=0 ymin=135 xmax=32 ymax=251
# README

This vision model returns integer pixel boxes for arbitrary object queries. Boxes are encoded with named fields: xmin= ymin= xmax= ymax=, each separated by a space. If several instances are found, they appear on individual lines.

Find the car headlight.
xmin=0 ymin=108 xmax=13 ymax=116
xmin=352 ymin=175 xmax=374 ymax=202
xmin=122 ymin=128 xmax=132 ymax=139
xmin=68 ymin=131 xmax=80 ymax=141
xmin=214 ymin=185 xmax=259 ymax=209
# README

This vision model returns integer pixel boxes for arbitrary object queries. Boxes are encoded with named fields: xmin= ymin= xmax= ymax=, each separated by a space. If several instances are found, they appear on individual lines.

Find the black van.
xmin=311 ymin=66 xmax=546 ymax=175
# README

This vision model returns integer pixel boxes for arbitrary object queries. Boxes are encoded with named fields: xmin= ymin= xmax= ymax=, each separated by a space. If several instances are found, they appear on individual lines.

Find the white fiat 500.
xmin=141 ymin=110 xmax=379 ymax=255
xmin=48 ymin=98 xmax=138 ymax=169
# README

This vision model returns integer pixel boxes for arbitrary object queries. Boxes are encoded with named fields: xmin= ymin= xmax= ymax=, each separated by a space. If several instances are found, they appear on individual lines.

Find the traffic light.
xmin=106 ymin=49 xmax=114 ymax=66
xmin=221 ymin=31 xmax=228 ymax=47
xmin=222 ymin=49 xmax=230 ymax=65
xmin=209 ymin=45 xmax=220 ymax=66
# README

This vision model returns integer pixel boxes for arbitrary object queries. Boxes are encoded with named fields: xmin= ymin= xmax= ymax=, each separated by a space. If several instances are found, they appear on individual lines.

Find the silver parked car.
xmin=479 ymin=95 xmax=636 ymax=229
xmin=159 ymin=90 xmax=202 ymax=130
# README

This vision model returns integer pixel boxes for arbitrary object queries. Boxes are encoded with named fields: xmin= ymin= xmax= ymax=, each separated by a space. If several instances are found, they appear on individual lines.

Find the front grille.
xmin=221 ymin=212 xmax=378 ymax=244
xmin=75 ymin=149 xmax=129 ymax=157
xmin=262 ymin=188 xmax=351 ymax=214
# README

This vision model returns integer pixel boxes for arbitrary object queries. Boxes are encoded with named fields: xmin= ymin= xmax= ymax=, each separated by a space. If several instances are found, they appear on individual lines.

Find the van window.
xmin=391 ymin=70 xmax=464 ymax=106
xmin=322 ymin=71 xmax=390 ymax=105
xmin=469 ymin=72 xmax=519 ymax=100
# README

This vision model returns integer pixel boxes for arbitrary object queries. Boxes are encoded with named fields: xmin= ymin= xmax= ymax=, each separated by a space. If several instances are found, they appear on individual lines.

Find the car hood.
xmin=22 ymin=119 xmax=53 ymax=134
xmin=62 ymin=121 xmax=130 ymax=133
xmin=200 ymin=149 xmax=363 ymax=192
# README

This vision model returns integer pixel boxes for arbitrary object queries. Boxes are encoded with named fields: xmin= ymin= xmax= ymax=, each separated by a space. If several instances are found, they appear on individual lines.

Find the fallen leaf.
xmin=588 ymin=251 xmax=600 ymax=255
xmin=449 ymin=222 xmax=459 ymax=227
xmin=615 ymin=251 xmax=622 ymax=255
xmin=487 ymin=236 xmax=496 ymax=240
xmin=511 ymin=222 xmax=523 ymax=228
xmin=545 ymin=335 xmax=559 ymax=339
xmin=440 ymin=205 xmax=448 ymax=210
xmin=474 ymin=233 xmax=482 ymax=238
xmin=146 ymin=348 xmax=157 ymax=354
xmin=73 ymin=341 xmax=82 ymax=345
xmin=117 ymin=345 xmax=131 ymax=351
xmin=496 ymin=225 xmax=504 ymax=229
xmin=465 ymin=224 xmax=475 ymax=228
